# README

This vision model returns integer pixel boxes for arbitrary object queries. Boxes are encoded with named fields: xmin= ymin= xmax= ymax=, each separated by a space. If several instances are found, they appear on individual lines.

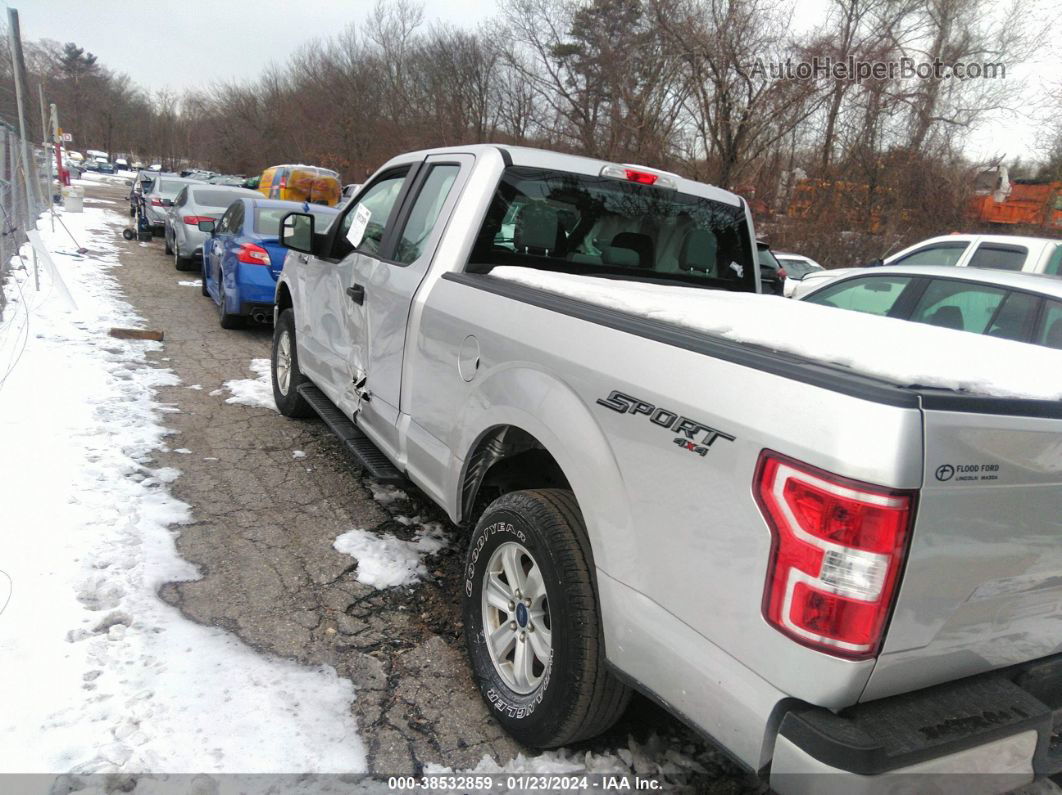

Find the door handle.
xmin=346 ymin=284 xmax=365 ymax=304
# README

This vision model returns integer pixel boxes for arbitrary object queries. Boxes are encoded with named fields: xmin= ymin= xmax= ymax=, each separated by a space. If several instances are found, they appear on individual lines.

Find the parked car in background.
xmin=142 ymin=175 xmax=201 ymax=234
xmin=97 ymin=162 xmax=116 ymax=174
xmin=163 ymin=185 xmax=262 ymax=270
xmin=800 ymin=264 xmax=1062 ymax=349
xmin=115 ymin=158 xmax=130 ymax=172
xmin=258 ymin=164 xmax=341 ymax=206
xmin=341 ymin=183 xmax=361 ymax=202
xmin=199 ymin=198 xmax=338 ymax=328
xmin=756 ymin=241 xmax=786 ymax=295
xmin=774 ymin=252 xmax=824 ymax=297
xmin=128 ymin=170 xmax=158 ymax=216
xmin=792 ymin=233 xmax=1062 ymax=298
xmin=149 ymin=163 xmax=162 ymax=172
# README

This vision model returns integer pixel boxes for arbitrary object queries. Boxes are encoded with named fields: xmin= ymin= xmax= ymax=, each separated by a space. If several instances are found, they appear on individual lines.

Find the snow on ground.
xmin=369 ymin=483 xmax=408 ymax=506
xmin=426 ymin=733 xmax=713 ymax=789
xmin=491 ymin=267 xmax=1062 ymax=401
xmin=177 ymin=279 xmax=202 ymax=287
xmin=222 ymin=358 xmax=276 ymax=412
xmin=334 ymin=521 xmax=449 ymax=589
xmin=0 ymin=205 xmax=365 ymax=774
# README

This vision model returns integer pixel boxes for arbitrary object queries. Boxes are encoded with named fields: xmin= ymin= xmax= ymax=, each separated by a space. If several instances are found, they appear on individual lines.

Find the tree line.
xmin=2 ymin=0 xmax=1060 ymax=264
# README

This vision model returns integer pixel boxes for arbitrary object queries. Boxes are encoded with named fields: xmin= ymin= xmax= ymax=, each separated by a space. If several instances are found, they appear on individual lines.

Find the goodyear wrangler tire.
xmin=463 ymin=489 xmax=630 ymax=747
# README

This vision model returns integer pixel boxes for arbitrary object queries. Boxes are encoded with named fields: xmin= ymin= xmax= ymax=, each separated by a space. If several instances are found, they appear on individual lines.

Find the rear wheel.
xmin=271 ymin=308 xmax=313 ymax=417
xmin=174 ymin=242 xmax=192 ymax=271
xmin=463 ymin=489 xmax=630 ymax=747
xmin=217 ymin=276 xmax=244 ymax=330
xmin=200 ymin=261 xmax=209 ymax=296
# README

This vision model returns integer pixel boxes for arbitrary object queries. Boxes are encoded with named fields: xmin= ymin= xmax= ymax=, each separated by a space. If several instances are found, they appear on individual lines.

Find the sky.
xmin=6 ymin=0 xmax=1059 ymax=163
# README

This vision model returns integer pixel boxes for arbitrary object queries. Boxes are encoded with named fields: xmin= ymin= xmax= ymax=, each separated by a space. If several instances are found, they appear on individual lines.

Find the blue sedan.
xmin=201 ymin=198 xmax=338 ymax=328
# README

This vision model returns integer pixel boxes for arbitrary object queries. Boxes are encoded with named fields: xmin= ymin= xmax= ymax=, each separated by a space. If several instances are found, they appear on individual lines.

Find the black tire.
xmin=217 ymin=279 xmax=244 ymax=329
xmin=174 ymin=242 xmax=192 ymax=271
xmin=271 ymin=308 xmax=313 ymax=417
xmin=200 ymin=261 xmax=209 ymax=296
xmin=463 ymin=489 xmax=630 ymax=748
xmin=163 ymin=228 xmax=173 ymax=255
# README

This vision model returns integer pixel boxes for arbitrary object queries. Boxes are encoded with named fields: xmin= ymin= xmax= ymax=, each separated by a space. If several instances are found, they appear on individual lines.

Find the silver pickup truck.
xmin=270 ymin=144 xmax=1061 ymax=792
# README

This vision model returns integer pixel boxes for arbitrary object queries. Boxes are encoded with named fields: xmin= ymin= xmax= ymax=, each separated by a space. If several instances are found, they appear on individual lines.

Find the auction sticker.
xmin=346 ymin=204 xmax=372 ymax=248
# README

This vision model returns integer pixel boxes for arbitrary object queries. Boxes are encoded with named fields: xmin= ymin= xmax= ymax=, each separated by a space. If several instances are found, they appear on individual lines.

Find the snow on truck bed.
xmin=490 ymin=267 xmax=1062 ymax=402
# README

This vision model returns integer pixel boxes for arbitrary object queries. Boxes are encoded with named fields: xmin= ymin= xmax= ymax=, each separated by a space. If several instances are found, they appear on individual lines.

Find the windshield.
xmin=254 ymin=207 xmax=336 ymax=237
xmin=194 ymin=190 xmax=246 ymax=209
xmin=469 ymin=166 xmax=755 ymax=290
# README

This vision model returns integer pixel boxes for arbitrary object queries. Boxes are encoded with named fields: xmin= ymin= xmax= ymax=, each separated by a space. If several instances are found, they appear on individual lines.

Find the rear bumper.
xmin=770 ymin=654 xmax=1061 ymax=794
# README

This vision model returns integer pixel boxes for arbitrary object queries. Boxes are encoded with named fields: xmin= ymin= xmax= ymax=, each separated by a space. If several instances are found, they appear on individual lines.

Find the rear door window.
xmin=985 ymin=290 xmax=1040 ymax=343
xmin=803 ymin=276 xmax=913 ymax=316
xmin=890 ymin=242 xmax=968 ymax=267
xmin=909 ymin=279 xmax=1007 ymax=333
xmin=1035 ymin=300 xmax=1062 ymax=349
xmin=967 ymin=244 xmax=1027 ymax=271
xmin=1044 ymin=244 xmax=1062 ymax=276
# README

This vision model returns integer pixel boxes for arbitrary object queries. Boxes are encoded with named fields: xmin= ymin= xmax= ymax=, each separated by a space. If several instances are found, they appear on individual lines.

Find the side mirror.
xmin=197 ymin=220 xmax=215 ymax=234
xmin=867 ymin=258 xmax=884 ymax=268
xmin=280 ymin=212 xmax=315 ymax=253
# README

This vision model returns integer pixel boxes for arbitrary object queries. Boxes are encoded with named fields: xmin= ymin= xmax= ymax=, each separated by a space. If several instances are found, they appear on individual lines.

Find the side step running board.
xmin=297 ymin=383 xmax=406 ymax=485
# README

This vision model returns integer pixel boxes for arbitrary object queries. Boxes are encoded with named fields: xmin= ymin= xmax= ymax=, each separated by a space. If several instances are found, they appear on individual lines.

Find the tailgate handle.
xmin=346 ymin=284 xmax=365 ymax=305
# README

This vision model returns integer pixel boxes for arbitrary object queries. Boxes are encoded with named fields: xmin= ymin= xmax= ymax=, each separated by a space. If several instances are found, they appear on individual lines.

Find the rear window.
xmin=157 ymin=180 xmax=190 ymax=199
xmin=193 ymin=190 xmax=246 ymax=209
xmin=804 ymin=275 xmax=912 ymax=316
xmin=468 ymin=166 xmax=755 ymax=290
xmin=254 ymin=207 xmax=336 ymax=236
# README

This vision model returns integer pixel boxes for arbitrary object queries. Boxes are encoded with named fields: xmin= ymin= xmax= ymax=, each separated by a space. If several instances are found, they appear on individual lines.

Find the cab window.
xmin=909 ymin=279 xmax=1006 ymax=333
xmin=393 ymin=165 xmax=460 ymax=265
xmin=803 ymin=276 xmax=913 ymax=316
xmin=331 ymin=168 xmax=410 ymax=260
xmin=891 ymin=242 xmax=967 ymax=267
xmin=967 ymin=244 xmax=1027 ymax=272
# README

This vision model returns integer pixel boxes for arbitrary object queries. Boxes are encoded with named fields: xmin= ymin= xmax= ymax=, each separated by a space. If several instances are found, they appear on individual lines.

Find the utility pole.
xmin=38 ymin=84 xmax=54 ymax=231
xmin=8 ymin=8 xmax=39 ymax=289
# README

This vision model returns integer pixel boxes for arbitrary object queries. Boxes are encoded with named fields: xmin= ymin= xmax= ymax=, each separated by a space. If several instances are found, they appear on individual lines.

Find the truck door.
xmin=303 ymin=166 xmax=413 ymax=410
xmin=352 ymin=154 xmax=472 ymax=454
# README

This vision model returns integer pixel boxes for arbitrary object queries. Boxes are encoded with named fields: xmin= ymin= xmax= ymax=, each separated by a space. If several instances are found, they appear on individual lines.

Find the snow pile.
xmin=0 ymin=205 xmax=365 ymax=774
xmin=491 ymin=267 xmax=1062 ymax=400
xmin=369 ymin=482 xmax=408 ymax=506
xmin=177 ymin=279 xmax=201 ymax=287
xmin=222 ymin=358 xmax=276 ymax=411
xmin=334 ymin=522 xmax=449 ymax=589
xmin=426 ymin=733 xmax=718 ymax=789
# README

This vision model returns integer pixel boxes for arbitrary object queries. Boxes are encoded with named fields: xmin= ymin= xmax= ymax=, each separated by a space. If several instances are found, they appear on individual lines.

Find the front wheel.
xmin=271 ymin=308 xmax=313 ymax=417
xmin=463 ymin=489 xmax=630 ymax=748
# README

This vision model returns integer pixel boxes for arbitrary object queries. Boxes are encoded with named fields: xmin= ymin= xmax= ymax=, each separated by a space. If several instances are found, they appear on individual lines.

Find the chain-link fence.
xmin=0 ymin=116 xmax=52 ymax=323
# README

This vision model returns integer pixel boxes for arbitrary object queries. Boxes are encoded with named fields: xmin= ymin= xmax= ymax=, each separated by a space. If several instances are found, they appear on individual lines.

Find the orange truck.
xmin=970 ymin=167 xmax=1062 ymax=231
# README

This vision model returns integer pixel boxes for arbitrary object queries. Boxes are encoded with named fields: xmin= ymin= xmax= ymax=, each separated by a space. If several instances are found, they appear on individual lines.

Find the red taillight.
xmin=755 ymin=450 xmax=915 ymax=659
xmin=236 ymin=243 xmax=271 ymax=266
xmin=624 ymin=168 xmax=658 ymax=185
xmin=150 ymin=198 xmax=163 ymax=206
xmin=183 ymin=215 xmax=214 ymax=226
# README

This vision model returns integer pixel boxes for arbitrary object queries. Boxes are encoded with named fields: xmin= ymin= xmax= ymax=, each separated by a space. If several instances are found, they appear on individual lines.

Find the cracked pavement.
xmin=89 ymin=179 xmax=754 ymax=789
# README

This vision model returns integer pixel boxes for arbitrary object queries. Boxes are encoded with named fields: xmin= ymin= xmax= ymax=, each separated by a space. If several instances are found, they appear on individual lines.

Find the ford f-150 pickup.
xmin=270 ymin=144 xmax=1062 ymax=792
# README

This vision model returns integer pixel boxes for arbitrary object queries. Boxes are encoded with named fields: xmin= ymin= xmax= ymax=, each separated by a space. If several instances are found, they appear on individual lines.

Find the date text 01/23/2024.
xmin=386 ymin=774 xmax=663 ymax=790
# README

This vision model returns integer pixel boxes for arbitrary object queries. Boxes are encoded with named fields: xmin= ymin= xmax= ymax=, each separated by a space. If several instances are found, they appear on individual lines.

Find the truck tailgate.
xmin=863 ymin=397 xmax=1062 ymax=701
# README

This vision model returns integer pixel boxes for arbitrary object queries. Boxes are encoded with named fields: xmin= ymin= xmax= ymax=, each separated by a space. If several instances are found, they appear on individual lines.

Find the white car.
xmin=790 ymin=233 xmax=1062 ymax=298
xmin=799 ymin=263 xmax=1062 ymax=349
xmin=773 ymin=252 xmax=823 ymax=297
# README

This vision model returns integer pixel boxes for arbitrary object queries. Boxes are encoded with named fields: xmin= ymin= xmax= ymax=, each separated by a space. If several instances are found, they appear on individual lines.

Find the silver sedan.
xmin=164 ymin=185 xmax=262 ymax=270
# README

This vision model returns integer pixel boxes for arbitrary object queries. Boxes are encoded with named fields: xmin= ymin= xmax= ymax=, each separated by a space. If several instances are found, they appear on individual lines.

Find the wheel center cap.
xmin=515 ymin=602 xmax=529 ymax=628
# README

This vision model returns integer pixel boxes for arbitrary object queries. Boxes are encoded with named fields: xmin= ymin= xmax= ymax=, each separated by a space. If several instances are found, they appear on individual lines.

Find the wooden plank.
xmin=108 ymin=327 xmax=164 ymax=341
